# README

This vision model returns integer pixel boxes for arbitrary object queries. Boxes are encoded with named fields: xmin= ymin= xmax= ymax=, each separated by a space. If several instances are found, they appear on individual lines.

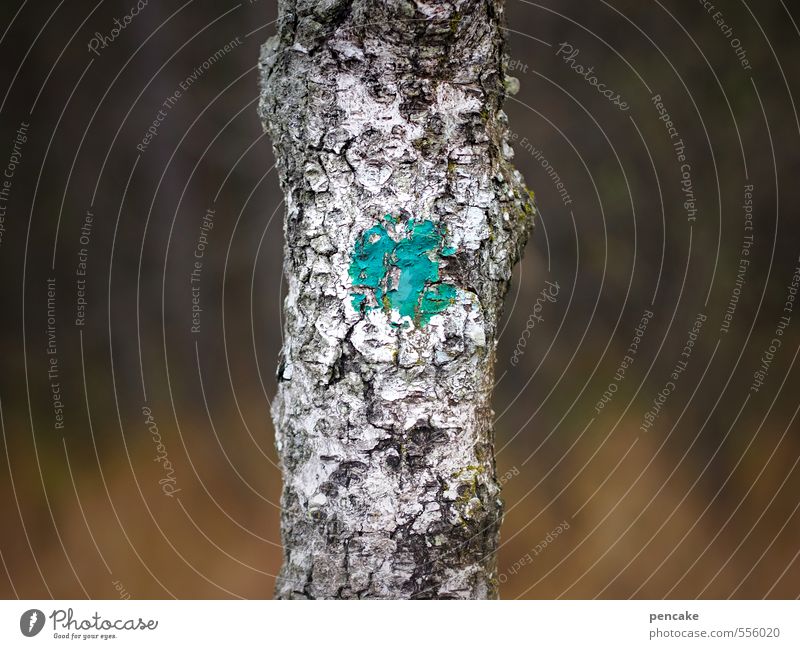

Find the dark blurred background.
xmin=0 ymin=0 xmax=798 ymax=599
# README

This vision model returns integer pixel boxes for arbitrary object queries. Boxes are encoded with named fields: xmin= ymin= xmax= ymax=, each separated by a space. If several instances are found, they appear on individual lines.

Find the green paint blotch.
xmin=349 ymin=216 xmax=458 ymax=327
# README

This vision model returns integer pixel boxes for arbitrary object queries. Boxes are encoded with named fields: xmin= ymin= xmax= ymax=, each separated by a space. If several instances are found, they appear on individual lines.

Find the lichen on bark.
xmin=259 ymin=0 xmax=536 ymax=599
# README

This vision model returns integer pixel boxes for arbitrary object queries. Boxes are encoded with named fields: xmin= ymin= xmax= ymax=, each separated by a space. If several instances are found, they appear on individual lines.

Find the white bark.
xmin=259 ymin=0 xmax=535 ymax=599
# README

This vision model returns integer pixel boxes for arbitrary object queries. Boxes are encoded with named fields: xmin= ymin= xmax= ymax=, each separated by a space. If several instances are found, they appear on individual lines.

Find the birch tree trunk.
xmin=258 ymin=0 xmax=535 ymax=599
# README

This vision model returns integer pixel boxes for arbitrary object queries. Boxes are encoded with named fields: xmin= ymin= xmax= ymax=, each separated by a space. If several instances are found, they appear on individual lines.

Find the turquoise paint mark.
xmin=350 ymin=293 xmax=367 ymax=311
xmin=349 ymin=215 xmax=457 ymax=327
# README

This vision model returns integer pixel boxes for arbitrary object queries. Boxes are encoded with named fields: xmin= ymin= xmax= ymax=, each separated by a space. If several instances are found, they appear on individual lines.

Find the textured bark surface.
xmin=259 ymin=0 xmax=535 ymax=599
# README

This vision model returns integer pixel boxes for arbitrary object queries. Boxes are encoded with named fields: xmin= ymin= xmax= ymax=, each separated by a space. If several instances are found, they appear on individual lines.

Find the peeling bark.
xmin=259 ymin=0 xmax=535 ymax=599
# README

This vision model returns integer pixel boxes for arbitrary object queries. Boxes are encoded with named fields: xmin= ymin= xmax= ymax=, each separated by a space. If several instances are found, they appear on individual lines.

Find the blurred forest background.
xmin=0 ymin=0 xmax=798 ymax=599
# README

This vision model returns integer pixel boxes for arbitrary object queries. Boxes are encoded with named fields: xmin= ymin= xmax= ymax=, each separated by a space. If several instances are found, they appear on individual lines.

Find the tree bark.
xmin=259 ymin=0 xmax=535 ymax=599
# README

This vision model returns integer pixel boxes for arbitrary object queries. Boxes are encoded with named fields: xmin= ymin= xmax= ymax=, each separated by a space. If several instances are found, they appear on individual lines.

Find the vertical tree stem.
xmin=259 ymin=0 xmax=535 ymax=599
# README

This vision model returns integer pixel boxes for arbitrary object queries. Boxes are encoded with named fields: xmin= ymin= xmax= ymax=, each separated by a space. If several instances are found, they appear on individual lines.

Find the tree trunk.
xmin=258 ymin=0 xmax=535 ymax=599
